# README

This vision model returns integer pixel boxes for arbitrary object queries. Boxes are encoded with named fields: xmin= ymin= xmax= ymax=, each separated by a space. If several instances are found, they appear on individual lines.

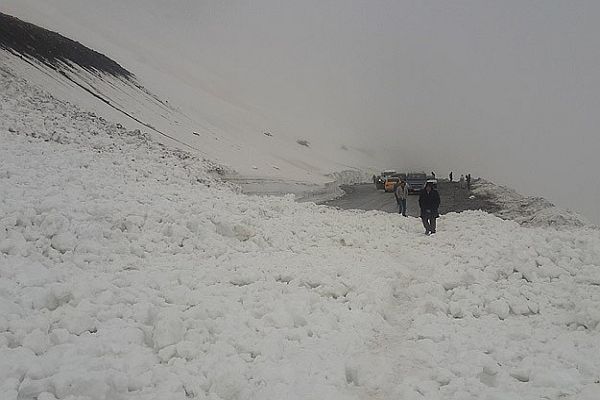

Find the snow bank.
xmin=224 ymin=169 xmax=372 ymax=204
xmin=472 ymin=179 xmax=591 ymax=229
xmin=2 ymin=63 xmax=600 ymax=400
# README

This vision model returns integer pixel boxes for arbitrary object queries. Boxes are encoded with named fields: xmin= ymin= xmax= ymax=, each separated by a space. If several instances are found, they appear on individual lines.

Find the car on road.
xmin=384 ymin=177 xmax=400 ymax=192
xmin=375 ymin=170 xmax=397 ymax=190
xmin=406 ymin=172 xmax=428 ymax=193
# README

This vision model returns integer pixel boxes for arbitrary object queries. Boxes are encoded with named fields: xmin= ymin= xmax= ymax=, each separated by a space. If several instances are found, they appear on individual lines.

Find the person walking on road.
xmin=449 ymin=171 xmax=453 ymax=182
xmin=394 ymin=180 xmax=409 ymax=216
xmin=466 ymin=173 xmax=471 ymax=190
xmin=419 ymin=181 xmax=440 ymax=235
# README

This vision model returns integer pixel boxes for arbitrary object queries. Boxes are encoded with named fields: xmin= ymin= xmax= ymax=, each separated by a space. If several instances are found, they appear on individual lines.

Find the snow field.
xmin=2 ymin=65 xmax=600 ymax=399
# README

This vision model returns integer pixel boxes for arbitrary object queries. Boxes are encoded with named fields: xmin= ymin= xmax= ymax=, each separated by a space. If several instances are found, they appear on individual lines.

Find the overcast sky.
xmin=4 ymin=0 xmax=600 ymax=223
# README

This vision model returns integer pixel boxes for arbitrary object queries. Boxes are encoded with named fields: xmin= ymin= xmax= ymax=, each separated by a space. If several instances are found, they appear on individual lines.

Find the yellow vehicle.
xmin=384 ymin=177 xmax=400 ymax=192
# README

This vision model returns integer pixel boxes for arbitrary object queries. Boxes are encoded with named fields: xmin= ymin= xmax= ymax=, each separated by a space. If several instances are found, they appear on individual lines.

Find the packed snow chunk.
xmin=448 ymin=301 xmax=465 ymax=318
xmin=229 ymin=271 xmax=261 ymax=287
xmin=58 ymin=309 xmax=96 ymax=335
xmin=50 ymin=232 xmax=77 ymax=253
xmin=579 ymin=384 xmax=600 ymax=400
xmin=22 ymin=329 xmax=51 ymax=355
xmin=509 ymin=368 xmax=530 ymax=382
xmin=487 ymin=299 xmax=510 ymax=320
xmin=39 ymin=213 xmax=69 ymax=238
xmin=530 ymin=367 xmax=581 ymax=393
xmin=213 ymin=218 xmax=256 ymax=242
xmin=233 ymin=224 xmax=256 ymax=242
xmin=153 ymin=311 xmax=185 ymax=350
xmin=0 ymin=232 xmax=27 ymax=256
xmin=20 ymin=287 xmax=58 ymax=311
xmin=262 ymin=304 xmax=295 ymax=329
xmin=49 ymin=328 xmax=72 ymax=345
xmin=0 ymin=347 xmax=37 ymax=382
xmin=132 ymin=301 xmax=155 ymax=325
xmin=412 ymin=314 xmax=448 ymax=342
xmin=16 ymin=376 xmax=54 ymax=399
xmin=572 ymin=299 xmax=600 ymax=329
xmin=0 ymin=298 xmax=22 ymax=321
xmin=575 ymin=265 xmax=600 ymax=285
xmin=158 ymin=345 xmax=177 ymax=362
xmin=122 ymin=214 xmax=146 ymax=232
xmin=506 ymin=295 xmax=531 ymax=316
xmin=52 ymin=370 xmax=127 ymax=400
xmin=37 ymin=393 xmax=57 ymax=400
xmin=175 ymin=340 xmax=204 ymax=360
xmin=0 ymin=315 xmax=8 ymax=332
xmin=1 ymin=389 xmax=17 ymax=400
xmin=10 ymin=259 xmax=55 ymax=287
xmin=478 ymin=364 xmax=500 ymax=387
xmin=344 ymin=363 xmax=359 ymax=385
xmin=210 ymin=371 xmax=245 ymax=400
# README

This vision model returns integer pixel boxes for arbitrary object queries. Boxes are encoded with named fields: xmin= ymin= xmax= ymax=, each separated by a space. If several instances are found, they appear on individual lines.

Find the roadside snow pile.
xmin=472 ymin=179 xmax=590 ymax=228
xmin=2 ymin=63 xmax=600 ymax=400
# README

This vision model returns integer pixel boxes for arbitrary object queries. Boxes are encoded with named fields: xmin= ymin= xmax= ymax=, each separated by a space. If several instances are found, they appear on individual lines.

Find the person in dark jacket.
xmin=419 ymin=181 xmax=440 ymax=235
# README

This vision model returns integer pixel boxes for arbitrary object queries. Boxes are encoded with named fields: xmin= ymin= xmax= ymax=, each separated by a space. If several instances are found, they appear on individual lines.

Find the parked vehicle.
xmin=384 ymin=177 xmax=400 ymax=192
xmin=375 ymin=170 xmax=397 ymax=190
xmin=392 ymin=172 xmax=407 ymax=181
xmin=406 ymin=172 xmax=427 ymax=193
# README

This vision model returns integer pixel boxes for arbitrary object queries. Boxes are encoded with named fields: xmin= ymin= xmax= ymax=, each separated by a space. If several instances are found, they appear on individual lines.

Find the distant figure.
xmin=431 ymin=171 xmax=436 ymax=179
xmin=449 ymin=171 xmax=453 ymax=182
xmin=395 ymin=180 xmax=409 ymax=217
xmin=419 ymin=181 xmax=440 ymax=235
xmin=459 ymin=174 xmax=465 ymax=189
xmin=466 ymin=174 xmax=471 ymax=190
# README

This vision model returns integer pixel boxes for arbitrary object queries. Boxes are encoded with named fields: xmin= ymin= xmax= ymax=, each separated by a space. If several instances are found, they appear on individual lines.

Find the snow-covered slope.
xmin=5 ymin=2 xmax=600 ymax=226
xmin=0 ymin=11 xmax=376 ymax=195
xmin=2 ymin=57 xmax=600 ymax=400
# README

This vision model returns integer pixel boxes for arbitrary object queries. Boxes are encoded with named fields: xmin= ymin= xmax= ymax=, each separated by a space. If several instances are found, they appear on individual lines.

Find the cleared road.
xmin=323 ymin=184 xmax=421 ymax=216
xmin=323 ymin=181 xmax=499 ymax=216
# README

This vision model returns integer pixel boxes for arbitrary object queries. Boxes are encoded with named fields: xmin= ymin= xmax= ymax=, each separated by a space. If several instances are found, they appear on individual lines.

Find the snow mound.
xmin=473 ymin=179 xmax=590 ymax=228
xmin=2 ymin=60 xmax=600 ymax=400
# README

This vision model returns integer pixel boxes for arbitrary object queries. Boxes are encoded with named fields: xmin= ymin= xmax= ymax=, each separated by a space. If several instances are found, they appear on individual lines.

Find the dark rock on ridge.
xmin=0 ymin=12 xmax=132 ymax=78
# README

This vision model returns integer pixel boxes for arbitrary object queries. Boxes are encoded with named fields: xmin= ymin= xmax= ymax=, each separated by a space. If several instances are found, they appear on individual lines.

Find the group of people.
xmin=390 ymin=171 xmax=474 ymax=235
xmin=449 ymin=171 xmax=471 ymax=190
xmin=393 ymin=180 xmax=440 ymax=235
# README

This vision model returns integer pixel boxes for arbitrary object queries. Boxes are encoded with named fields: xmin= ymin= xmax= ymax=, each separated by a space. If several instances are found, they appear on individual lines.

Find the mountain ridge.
xmin=0 ymin=12 xmax=132 ymax=78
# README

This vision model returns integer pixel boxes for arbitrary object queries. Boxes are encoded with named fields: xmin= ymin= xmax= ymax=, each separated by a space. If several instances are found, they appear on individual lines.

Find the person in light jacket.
xmin=394 ymin=180 xmax=409 ymax=216
xmin=418 ymin=181 xmax=440 ymax=235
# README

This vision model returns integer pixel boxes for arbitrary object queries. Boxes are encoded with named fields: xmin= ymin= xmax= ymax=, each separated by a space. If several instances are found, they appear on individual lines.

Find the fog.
xmin=4 ymin=1 xmax=600 ymax=224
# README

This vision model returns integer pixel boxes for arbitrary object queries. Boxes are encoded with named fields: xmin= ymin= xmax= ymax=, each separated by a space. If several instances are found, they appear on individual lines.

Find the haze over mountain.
xmin=3 ymin=0 xmax=599 ymax=224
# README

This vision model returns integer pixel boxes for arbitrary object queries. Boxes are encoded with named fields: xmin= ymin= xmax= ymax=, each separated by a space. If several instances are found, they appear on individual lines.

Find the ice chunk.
xmin=22 ymin=329 xmax=50 ymax=355
xmin=487 ymin=299 xmax=510 ymax=320
xmin=50 ymin=233 xmax=77 ymax=253
xmin=153 ymin=312 xmax=184 ymax=350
